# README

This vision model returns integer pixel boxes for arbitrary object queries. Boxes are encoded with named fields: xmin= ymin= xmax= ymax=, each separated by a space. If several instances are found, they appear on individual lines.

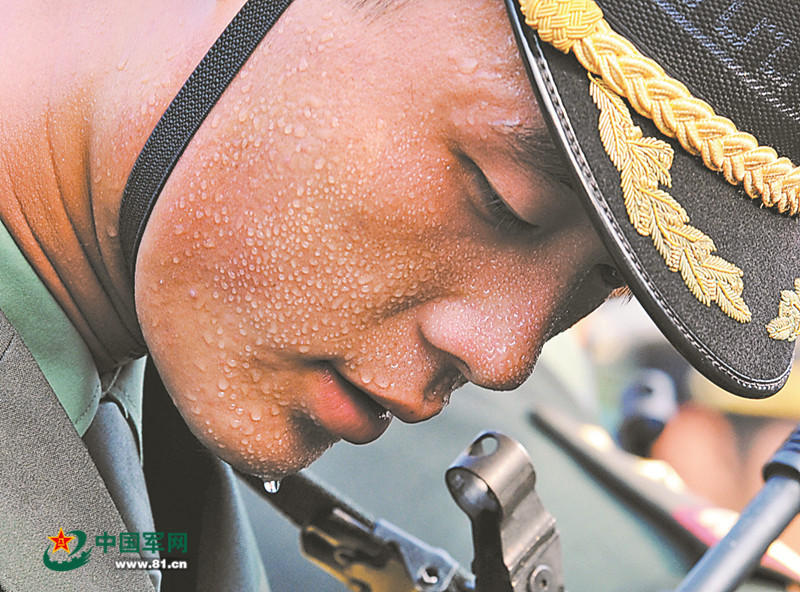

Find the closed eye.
xmin=482 ymin=188 xmax=534 ymax=234
xmin=461 ymin=155 xmax=535 ymax=235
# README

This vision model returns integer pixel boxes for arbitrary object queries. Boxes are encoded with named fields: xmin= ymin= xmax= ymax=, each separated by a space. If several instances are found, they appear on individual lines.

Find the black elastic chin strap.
xmin=119 ymin=0 xmax=294 ymax=285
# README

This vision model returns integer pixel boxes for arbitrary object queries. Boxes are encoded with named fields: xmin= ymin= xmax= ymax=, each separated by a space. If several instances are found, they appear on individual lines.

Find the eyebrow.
xmin=494 ymin=122 xmax=577 ymax=190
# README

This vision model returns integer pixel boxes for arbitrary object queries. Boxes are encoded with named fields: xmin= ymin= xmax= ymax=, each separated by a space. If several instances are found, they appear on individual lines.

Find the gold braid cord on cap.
xmin=518 ymin=0 xmax=800 ymax=216
xmin=590 ymin=75 xmax=751 ymax=322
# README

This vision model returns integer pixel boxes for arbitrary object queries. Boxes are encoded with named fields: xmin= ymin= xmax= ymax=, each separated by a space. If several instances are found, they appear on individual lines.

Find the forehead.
xmin=373 ymin=1 xmax=545 ymax=139
xmin=186 ymin=0 xmax=547 ymax=189
xmin=343 ymin=0 xmax=532 ymax=97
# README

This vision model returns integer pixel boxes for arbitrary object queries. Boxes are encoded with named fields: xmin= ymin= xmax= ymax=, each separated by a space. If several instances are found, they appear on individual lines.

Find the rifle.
xmin=239 ymin=408 xmax=800 ymax=592
xmin=239 ymin=430 xmax=562 ymax=592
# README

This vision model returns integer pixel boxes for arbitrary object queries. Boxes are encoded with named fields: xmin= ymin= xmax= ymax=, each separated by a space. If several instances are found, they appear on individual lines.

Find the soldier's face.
xmin=135 ymin=0 xmax=616 ymax=478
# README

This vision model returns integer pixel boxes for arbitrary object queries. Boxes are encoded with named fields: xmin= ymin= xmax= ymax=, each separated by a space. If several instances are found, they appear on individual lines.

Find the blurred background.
xmin=239 ymin=296 xmax=800 ymax=591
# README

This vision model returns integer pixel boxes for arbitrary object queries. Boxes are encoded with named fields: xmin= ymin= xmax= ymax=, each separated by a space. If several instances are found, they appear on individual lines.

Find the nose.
xmin=417 ymin=289 xmax=549 ymax=391
xmin=417 ymin=259 xmax=616 ymax=391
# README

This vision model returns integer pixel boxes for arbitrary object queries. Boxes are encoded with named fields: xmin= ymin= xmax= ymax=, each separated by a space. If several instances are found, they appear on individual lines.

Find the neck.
xmin=0 ymin=0 xmax=244 ymax=371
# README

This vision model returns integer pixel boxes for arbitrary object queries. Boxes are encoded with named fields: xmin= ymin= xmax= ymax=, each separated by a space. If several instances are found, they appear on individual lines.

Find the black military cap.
xmin=505 ymin=0 xmax=800 ymax=397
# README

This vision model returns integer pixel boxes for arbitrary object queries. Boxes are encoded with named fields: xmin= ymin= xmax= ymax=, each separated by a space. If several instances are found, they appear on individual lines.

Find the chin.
xmin=192 ymin=417 xmax=339 ymax=481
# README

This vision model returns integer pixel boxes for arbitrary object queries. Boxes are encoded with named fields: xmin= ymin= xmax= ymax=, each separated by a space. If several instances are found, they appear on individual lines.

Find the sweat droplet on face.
xmin=375 ymin=373 xmax=391 ymax=390
xmin=140 ymin=32 xmax=504 ymax=482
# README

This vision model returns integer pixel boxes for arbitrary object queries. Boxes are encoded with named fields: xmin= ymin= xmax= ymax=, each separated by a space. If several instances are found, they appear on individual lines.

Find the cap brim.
xmin=505 ymin=0 xmax=798 ymax=397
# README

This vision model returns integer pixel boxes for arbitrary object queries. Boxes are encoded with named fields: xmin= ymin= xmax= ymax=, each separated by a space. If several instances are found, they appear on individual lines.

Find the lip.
xmin=310 ymin=365 xmax=393 ymax=444
xmin=343 ymin=367 xmax=462 ymax=424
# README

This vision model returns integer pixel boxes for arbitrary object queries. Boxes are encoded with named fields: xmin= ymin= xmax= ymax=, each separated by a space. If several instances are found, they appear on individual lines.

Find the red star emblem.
xmin=48 ymin=528 xmax=75 ymax=554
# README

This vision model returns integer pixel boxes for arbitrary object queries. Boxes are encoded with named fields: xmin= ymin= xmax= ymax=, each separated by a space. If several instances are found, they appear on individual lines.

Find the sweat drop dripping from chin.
xmin=263 ymin=479 xmax=281 ymax=494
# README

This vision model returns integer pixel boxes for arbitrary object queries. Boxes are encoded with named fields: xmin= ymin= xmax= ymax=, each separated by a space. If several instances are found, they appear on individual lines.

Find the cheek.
xmin=136 ymin=258 xmax=339 ymax=478
xmin=134 ymin=125 xmax=468 ymax=475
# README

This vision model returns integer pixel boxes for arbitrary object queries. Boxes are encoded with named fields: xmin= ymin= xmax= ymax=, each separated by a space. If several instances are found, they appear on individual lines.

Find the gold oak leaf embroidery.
xmin=766 ymin=279 xmax=800 ymax=342
xmin=589 ymin=74 xmax=752 ymax=323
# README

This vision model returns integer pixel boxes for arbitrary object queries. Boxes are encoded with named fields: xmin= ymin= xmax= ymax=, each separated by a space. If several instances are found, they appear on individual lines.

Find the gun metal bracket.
xmin=243 ymin=431 xmax=561 ymax=591
xmin=446 ymin=431 xmax=565 ymax=592
xmin=240 ymin=470 xmax=474 ymax=592
xmin=300 ymin=508 xmax=469 ymax=592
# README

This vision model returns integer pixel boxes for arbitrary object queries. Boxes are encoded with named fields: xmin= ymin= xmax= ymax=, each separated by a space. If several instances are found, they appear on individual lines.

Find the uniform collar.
xmin=0 ymin=218 xmax=144 ymax=452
